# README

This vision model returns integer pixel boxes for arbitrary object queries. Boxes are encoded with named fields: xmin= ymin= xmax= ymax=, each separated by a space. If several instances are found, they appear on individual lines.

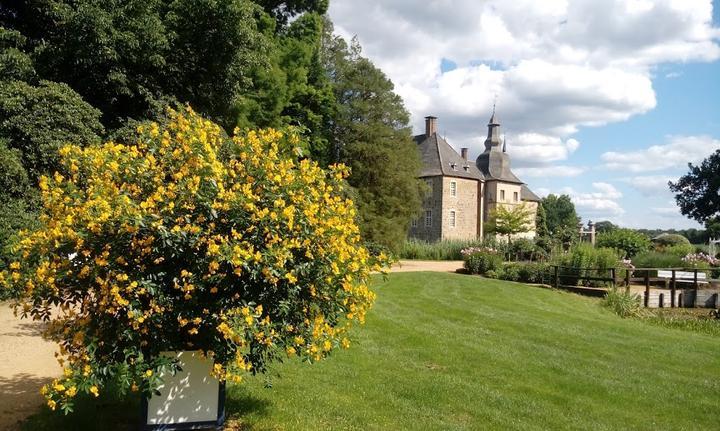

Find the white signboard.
xmin=145 ymin=351 xmax=223 ymax=428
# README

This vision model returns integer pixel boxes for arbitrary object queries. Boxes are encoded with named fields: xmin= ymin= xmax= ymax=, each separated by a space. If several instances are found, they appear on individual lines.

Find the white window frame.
xmin=500 ymin=189 xmax=505 ymax=201
xmin=425 ymin=210 xmax=432 ymax=227
xmin=513 ymin=191 xmax=519 ymax=202
xmin=449 ymin=210 xmax=456 ymax=228
xmin=450 ymin=180 xmax=457 ymax=197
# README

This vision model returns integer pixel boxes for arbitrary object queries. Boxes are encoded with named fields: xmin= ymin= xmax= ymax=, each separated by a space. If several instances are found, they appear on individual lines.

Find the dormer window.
xmin=463 ymin=165 xmax=469 ymax=171
xmin=450 ymin=163 xmax=457 ymax=171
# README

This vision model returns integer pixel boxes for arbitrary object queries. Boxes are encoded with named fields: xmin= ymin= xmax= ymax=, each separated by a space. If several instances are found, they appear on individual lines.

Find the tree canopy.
xmin=487 ymin=204 xmax=534 ymax=244
xmin=539 ymin=194 xmax=580 ymax=248
xmin=0 ymin=2 xmax=423 ymax=253
xmin=669 ymin=149 xmax=720 ymax=227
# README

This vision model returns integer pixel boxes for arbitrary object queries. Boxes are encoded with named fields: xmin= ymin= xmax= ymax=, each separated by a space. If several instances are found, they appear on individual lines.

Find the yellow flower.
xmin=145 ymin=369 xmax=153 ymax=378
xmin=66 ymin=386 xmax=77 ymax=397
xmin=47 ymin=399 xmax=57 ymax=410
xmin=89 ymin=385 xmax=99 ymax=397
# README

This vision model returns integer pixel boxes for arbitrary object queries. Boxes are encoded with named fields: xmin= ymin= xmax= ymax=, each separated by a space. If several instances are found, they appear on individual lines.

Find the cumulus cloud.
xmin=560 ymin=182 xmax=625 ymax=218
xmin=623 ymin=175 xmax=676 ymax=196
xmin=601 ymin=135 xmax=720 ymax=172
xmin=514 ymin=165 xmax=586 ymax=178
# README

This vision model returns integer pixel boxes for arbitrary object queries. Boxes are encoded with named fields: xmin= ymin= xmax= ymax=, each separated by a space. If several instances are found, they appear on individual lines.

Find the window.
xmin=500 ymin=190 xmax=505 ymax=201
xmin=411 ymin=218 xmax=418 ymax=228
xmin=450 ymin=181 xmax=457 ymax=197
xmin=425 ymin=210 xmax=432 ymax=227
xmin=513 ymin=191 xmax=519 ymax=202
xmin=449 ymin=210 xmax=456 ymax=228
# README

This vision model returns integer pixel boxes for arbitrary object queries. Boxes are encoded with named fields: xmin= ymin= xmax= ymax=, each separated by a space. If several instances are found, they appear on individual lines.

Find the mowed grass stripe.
xmin=229 ymin=272 xmax=719 ymax=431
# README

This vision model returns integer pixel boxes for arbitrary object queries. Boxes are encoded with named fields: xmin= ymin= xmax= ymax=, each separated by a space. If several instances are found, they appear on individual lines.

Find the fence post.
xmin=670 ymin=269 xmax=676 ymax=308
xmin=610 ymin=267 xmax=616 ymax=288
xmin=693 ymin=268 xmax=698 ymax=290
xmin=625 ymin=269 xmax=631 ymax=292
xmin=554 ymin=265 xmax=559 ymax=289
xmin=644 ymin=269 xmax=650 ymax=308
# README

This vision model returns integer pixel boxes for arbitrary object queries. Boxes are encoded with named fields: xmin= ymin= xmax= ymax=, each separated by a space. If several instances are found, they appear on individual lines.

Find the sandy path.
xmin=0 ymin=260 xmax=461 ymax=428
xmin=0 ymin=303 xmax=61 ymax=430
xmin=390 ymin=260 xmax=464 ymax=273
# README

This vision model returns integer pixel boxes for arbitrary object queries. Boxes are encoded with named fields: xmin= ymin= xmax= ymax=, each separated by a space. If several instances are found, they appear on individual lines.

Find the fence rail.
xmin=550 ymin=266 xmax=713 ymax=308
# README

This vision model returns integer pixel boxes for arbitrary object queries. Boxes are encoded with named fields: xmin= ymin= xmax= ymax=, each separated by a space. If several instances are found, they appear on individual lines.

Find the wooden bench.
xmin=657 ymin=270 xmax=708 ymax=287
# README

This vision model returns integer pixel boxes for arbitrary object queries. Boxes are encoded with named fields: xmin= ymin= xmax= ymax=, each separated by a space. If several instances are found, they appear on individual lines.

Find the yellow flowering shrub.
xmin=1 ymin=107 xmax=385 ymax=413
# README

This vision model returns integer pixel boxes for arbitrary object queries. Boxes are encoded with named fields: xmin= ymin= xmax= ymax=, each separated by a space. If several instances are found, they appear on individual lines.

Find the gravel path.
xmin=0 ymin=303 xmax=60 ymax=430
xmin=0 ymin=259 xmax=463 ymax=428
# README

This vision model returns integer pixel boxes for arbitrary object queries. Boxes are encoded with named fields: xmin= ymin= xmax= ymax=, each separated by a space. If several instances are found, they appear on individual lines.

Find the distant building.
xmin=409 ymin=112 xmax=540 ymax=242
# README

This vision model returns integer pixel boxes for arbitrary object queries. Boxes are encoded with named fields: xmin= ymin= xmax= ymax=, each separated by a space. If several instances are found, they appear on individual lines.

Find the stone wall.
xmin=483 ymin=180 xmax=537 ymax=240
xmin=441 ymin=177 xmax=478 ymax=240
xmin=408 ymin=176 xmax=443 ymax=242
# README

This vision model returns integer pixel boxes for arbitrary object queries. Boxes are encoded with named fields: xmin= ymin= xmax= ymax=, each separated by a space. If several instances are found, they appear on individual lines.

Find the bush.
xmin=554 ymin=244 xmax=623 ymax=287
xmin=603 ymin=288 xmax=642 ymax=318
xmin=400 ymin=239 xmax=483 ymax=260
xmin=665 ymin=243 xmax=695 ymax=257
xmin=632 ymin=251 xmax=684 ymax=269
xmin=462 ymin=247 xmax=503 ymax=275
xmin=596 ymin=228 xmax=651 ymax=258
xmin=0 ymin=108 xmax=386 ymax=413
xmin=652 ymin=233 xmax=690 ymax=248
xmin=497 ymin=262 xmax=550 ymax=284
xmin=500 ymin=262 xmax=522 ymax=281
xmin=509 ymin=238 xmax=535 ymax=261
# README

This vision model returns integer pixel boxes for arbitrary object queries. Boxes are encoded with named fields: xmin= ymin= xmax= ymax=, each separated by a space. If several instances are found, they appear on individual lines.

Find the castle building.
xmin=409 ymin=112 xmax=540 ymax=242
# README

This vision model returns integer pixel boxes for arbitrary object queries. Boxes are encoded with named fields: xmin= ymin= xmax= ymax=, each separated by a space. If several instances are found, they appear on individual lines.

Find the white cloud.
xmin=329 ymin=0 xmax=719 ymax=159
xmin=623 ymin=175 xmax=676 ymax=196
xmin=514 ymin=165 xmax=586 ymax=178
xmin=601 ymin=135 xmax=720 ymax=172
xmin=560 ymin=182 xmax=625 ymax=218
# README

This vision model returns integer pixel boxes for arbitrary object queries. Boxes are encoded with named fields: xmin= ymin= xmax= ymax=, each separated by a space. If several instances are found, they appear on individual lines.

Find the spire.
xmin=484 ymin=106 xmax=502 ymax=151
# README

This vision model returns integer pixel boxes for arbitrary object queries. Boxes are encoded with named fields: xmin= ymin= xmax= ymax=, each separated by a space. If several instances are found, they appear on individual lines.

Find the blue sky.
xmin=330 ymin=0 xmax=720 ymax=230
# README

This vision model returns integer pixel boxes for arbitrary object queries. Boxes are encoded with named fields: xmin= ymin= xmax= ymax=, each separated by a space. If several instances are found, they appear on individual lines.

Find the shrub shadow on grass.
xmin=20 ymin=391 xmax=139 ymax=431
xmin=224 ymin=386 xmax=272 ymax=430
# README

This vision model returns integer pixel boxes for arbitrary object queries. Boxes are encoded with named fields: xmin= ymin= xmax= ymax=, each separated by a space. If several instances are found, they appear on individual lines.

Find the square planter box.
xmin=142 ymin=351 xmax=225 ymax=430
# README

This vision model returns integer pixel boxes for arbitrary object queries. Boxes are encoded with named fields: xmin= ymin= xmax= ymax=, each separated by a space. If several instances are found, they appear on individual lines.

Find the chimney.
xmin=425 ymin=116 xmax=438 ymax=136
xmin=461 ymin=147 xmax=468 ymax=161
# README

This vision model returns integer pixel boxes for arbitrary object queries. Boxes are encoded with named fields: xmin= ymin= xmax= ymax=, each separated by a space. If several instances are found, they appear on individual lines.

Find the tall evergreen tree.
xmin=321 ymin=27 xmax=423 ymax=251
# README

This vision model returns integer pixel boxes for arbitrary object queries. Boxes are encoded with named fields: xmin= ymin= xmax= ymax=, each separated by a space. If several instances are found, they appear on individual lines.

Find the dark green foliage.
xmin=631 ymin=251 xmax=684 ymax=269
xmin=540 ymin=194 xmax=580 ymax=248
xmin=0 ymin=28 xmax=36 ymax=82
xmin=399 ymin=239 xmax=484 ymax=260
xmin=0 ymin=80 xmax=104 ymax=182
xmin=555 ymin=244 xmax=623 ymax=287
xmin=463 ymin=249 xmax=503 ymax=275
xmin=508 ymin=238 xmax=536 ymax=261
xmin=669 ymin=149 xmax=720 ymax=224
xmin=652 ymin=233 xmax=691 ymax=247
xmin=596 ymin=228 xmax=651 ymax=258
xmin=603 ymin=288 xmax=642 ymax=318
xmin=0 ymin=141 xmax=38 ymax=264
xmin=594 ymin=220 xmax=617 ymax=233
xmin=5 ymin=0 xmax=269 ymax=129
xmin=322 ymin=31 xmax=423 ymax=251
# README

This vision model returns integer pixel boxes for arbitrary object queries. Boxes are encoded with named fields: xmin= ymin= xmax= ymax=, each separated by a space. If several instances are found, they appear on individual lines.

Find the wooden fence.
xmin=551 ymin=266 xmax=716 ymax=308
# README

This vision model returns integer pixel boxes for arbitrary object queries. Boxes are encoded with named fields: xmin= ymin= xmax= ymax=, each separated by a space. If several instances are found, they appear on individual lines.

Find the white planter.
xmin=142 ymin=351 xmax=225 ymax=430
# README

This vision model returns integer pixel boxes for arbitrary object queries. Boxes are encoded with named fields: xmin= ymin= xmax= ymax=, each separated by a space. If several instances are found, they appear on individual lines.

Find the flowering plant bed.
xmin=1 ymin=108 xmax=385 ymax=414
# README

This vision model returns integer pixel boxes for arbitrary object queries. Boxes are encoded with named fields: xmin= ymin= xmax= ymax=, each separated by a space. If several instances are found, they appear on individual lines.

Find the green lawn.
xmin=23 ymin=272 xmax=720 ymax=430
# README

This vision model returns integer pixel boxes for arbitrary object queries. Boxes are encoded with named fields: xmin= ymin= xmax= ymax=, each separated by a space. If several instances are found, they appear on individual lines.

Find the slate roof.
xmin=521 ymin=184 xmax=541 ymax=202
xmin=414 ymin=133 xmax=484 ymax=181
xmin=475 ymin=114 xmax=523 ymax=184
